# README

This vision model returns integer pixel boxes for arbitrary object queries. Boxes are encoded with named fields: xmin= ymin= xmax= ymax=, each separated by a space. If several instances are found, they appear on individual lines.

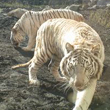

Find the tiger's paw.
xmin=29 ymin=79 xmax=40 ymax=86
xmin=22 ymin=47 xmax=31 ymax=51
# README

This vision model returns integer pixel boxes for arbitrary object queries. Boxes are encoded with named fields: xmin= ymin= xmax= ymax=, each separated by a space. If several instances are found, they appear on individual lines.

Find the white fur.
xmin=12 ymin=19 xmax=104 ymax=110
xmin=7 ymin=8 xmax=28 ymax=18
xmin=11 ymin=9 xmax=84 ymax=51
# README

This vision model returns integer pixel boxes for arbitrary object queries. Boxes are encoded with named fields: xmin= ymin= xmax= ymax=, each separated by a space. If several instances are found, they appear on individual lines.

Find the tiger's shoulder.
xmin=37 ymin=18 xmax=104 ymax=60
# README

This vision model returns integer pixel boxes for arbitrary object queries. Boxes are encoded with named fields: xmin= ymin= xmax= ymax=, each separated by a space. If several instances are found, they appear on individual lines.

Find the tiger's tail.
xmin=12 ymin=59 xmax=32 ymax=69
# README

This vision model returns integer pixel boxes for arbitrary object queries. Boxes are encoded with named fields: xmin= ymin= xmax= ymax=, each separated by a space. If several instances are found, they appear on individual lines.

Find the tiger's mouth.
xmin=10 ymin=38 xmax=19 ymax=47
xmin=68 ymin=77 xmax=88 ymax=91
xmin=75 ymin=85 xmax=87 ymax=91
xmin=13 ymin=41 xmax=19 ymax=47
xmin=10 ymin=36 xmax=20 ymax=47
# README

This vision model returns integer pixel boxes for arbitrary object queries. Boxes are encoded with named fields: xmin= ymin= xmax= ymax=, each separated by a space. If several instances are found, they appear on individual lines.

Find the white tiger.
xmin=12 ymin=18 xmax=104 ymax=110
xmin=10 ymin=9 xmax=84 ymax=51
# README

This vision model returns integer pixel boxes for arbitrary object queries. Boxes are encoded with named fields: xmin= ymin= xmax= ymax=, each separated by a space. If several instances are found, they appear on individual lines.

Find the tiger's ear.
xmin=92 ymin=44 xmax=100 ymax=57
xmin=66 ymin=43 xmax=74 ymax=53
xmin=12 ymin=28 xmax=17 ymax=34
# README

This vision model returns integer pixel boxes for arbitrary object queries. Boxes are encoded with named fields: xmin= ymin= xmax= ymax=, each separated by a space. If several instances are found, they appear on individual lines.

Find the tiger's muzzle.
xmin=74 ymin=79 xmax=86 ymax=91
xmin=69 ymin=77 xmax=86 ymax=91
xmin=10 ymin=34 xmax=19 ymax=47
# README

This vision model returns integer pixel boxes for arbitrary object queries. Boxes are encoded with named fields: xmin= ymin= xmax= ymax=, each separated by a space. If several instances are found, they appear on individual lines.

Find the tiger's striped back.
xmin=26 ymin=9 xmax=84 ymax=28
xmin=11 ymin=9 xmax=84 ymax=51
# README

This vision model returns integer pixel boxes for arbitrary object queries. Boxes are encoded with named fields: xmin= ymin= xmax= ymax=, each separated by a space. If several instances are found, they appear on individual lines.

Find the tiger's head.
xmin=60 ymin=43 xmax=103 ymax=91
xmin=10 ymin=23 xmax=26 ymax=47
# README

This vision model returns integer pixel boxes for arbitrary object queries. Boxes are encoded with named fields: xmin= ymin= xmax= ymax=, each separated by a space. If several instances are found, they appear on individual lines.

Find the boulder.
xmin=97 ymin=0 xmax=110 ymax=6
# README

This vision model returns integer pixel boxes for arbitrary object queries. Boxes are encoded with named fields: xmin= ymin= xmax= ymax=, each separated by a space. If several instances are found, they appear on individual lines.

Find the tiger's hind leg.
xmin=49 ymin=56 xmax=67 ymax=82
xmin=28 ymin=62 xmax=40 ymax=86
xmin=28 ymin=48 xmax=51 ymax=85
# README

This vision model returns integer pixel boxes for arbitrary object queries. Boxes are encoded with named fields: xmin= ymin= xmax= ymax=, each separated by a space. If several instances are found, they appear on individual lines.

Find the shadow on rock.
xmin=14 ymin=47 xmax=34 ymax=58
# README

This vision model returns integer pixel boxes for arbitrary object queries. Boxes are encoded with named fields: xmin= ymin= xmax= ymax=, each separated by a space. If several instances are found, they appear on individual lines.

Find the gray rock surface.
xmin=0 ymin=7 xmax=110 ymax=110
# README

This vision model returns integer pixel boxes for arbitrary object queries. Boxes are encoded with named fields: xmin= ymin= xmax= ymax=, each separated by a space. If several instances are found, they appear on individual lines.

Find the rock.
xmin=0 ymin=104 xmax=7 ymax=110
xmin=42 ymin=5 xmax=53 ymax=11
xmin=97 ymin=0 xmax=110 ymax=6
xmin=0 ymin=7 xmax=110 ymax=110
xmin=65 ymin=4 xmax=81 ymax=11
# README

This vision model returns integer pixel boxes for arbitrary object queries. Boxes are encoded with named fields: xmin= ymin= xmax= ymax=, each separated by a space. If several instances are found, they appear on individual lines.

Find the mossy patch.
xmin=0 ymin=8 xmax=3 ymax=13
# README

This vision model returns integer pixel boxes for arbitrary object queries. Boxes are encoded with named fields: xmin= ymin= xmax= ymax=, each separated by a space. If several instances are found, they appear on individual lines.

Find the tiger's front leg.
xmin=22 ymin=37 xmax=36 ymax=51
xmin=73 ymin=78 xmax=97 ymax=110
xmin=50 ymin=56 xmax=67 ymax=82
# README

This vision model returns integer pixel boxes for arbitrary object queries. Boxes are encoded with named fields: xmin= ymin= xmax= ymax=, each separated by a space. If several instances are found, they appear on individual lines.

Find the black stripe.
xmin=44 ymin=27 xmax=51 ymax=59
xmin=45 ymin=11 xmax=50 ymax=19
xmin=29 ymin=11 xmax=35 ymax=27
xmin=42 ymin=11 xmax=46 ymax=21
xmin=49 ymin=11 xmax=53 ymax=18
xmin=29 ymin=17 xmax=33 ymax=35
xmin=62 ymin=11 xmax=66 ymax=18
xmin=65 ymin=10 xmax=69 ymax=18
xmin=37 ymin=12 xmax=41 ymax=27
xmin=37 ymin=55 xmax=45 ymax=63
xmin=52 ymin=11 xmax=58 ymax=18
xmin=35 ymin=13 xmax=39 ymax=29
xmin=21 ymin=21 xmax=25 ymax=31
xmin=57 ymin=10 xmax=62 ymax=18
xmin=17 ymin=23 xmax=25 ymax=34
xmin=51 ymin=11 xmax=56 ymax=18
xmin=68 ymin=10 xmax=72 ymax=19
xmin=26 ymin=12 xmax=33 ymax=33
xmin=51 ymin=10 xmax=57 ymax=18
xmin=36 ymin=49 xmax=45 ymax=63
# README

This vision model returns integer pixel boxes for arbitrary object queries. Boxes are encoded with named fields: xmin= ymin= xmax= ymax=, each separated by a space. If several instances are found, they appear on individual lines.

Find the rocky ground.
xmin=0 ymin=7 xmax=110 ymax=110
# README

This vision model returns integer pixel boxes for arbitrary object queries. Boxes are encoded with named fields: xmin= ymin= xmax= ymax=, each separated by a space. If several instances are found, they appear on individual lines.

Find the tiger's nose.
xmin=74 ymin=81 xmax=84 ymax=91
xmin=74 ymin=77 xmax=84 ymax=89
xmin=74 ymin=81 xmax=83 ymax=88
xmin=10 ymin=37 xmax=19 ymax=47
